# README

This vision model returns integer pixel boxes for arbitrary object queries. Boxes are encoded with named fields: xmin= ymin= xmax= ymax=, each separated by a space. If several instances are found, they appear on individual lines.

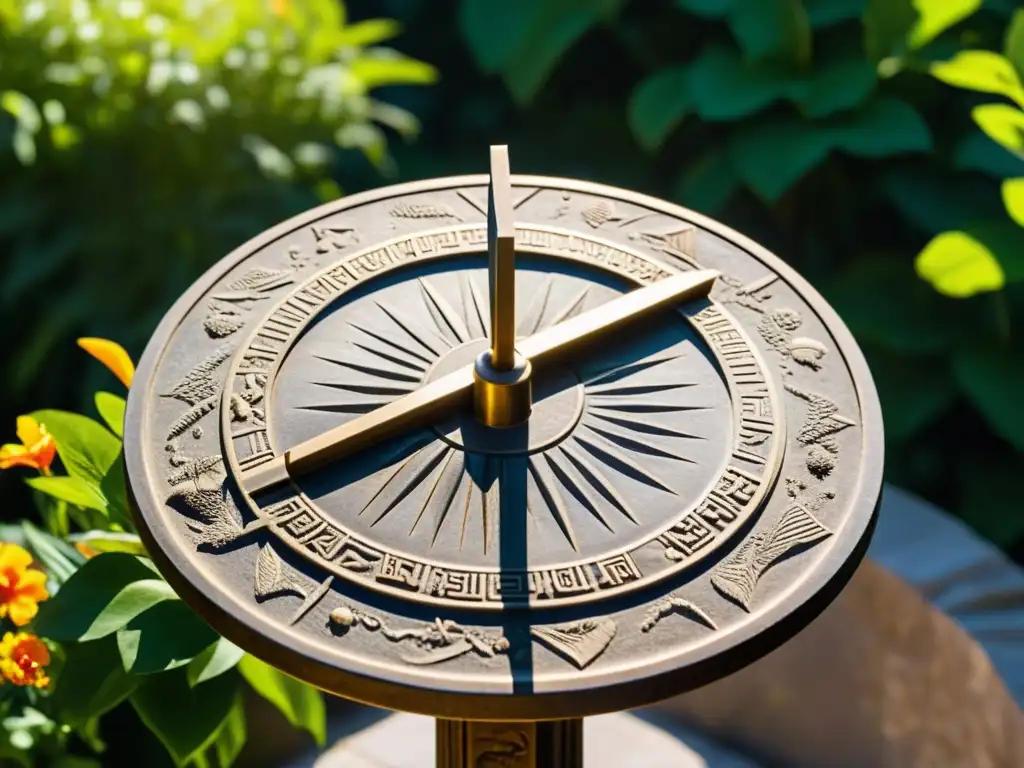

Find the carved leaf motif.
xmin=390 ymin=202 xmax=461 ymax=221
xmin=530 ymin=619 xmax=616 ymax=669
xmin=254 ymin=545 xmax=306 ymax=601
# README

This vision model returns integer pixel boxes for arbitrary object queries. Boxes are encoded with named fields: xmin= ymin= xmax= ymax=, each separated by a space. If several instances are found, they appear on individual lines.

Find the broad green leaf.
xmin=79 ymin=579 xmax=177 ymax=641
xmin=459 ymin=0 xmax=542 ymax=72
xmin=908 ymin=0 xmax=982 ymax=50
xmin=1001 ymin=177 xmax=1024 ymax=224
xmin=965 ymin=220 xmax=1024 ymax=281
xmin=881 ymin=167 xmax=998 ymax=233
xmin=238 ymin=655 xmax=326 ymax=747
xmin=131 ymin=669 xmax=239 ymax=767
xmin=187 ymin=638 xmax=245 ymax=687
xmin=69 ymin=531 xmax=147 ymax=557
xmin=100 ymin=451 xmax=132 ymax=529
xmin=30 ymin=409 xmax=121 ymax=487
xmin=1006 ymin=9 xmax=1024 ymax=77
xmin=338 ymin=19 xmax=401 ymax=48
xmin=188 ymin=695 xmax=246 ymax=768
xmin=958 ymin=455 xmax=1024 ymax=546
xmin=95 ymin=392 xmax=126 ymax=437
xmin=117 ymin=600 xmax=219 ymax=675
xmin=871 ymin=354 xmax=956 ymax=441
xmin=953 ymin=348 xmax=1024 ymax=449
xmin=954 ymin=129 xmax=1024 ymax=176
xmin=729 ymin=118 xmax=832 ymax=199
xmin=688 ymin=45 xmax=791 ymax=121
xmin=628 ymin=66 xmax=691 ymax=151
xmin=25 ymin=475 xmax=108 ymax=513
xmin=799 ymin=57 xmax=876 ymax=117
xmin=972 ymin=103 xmax=1024 ymax=157
xmin=53 ymin=636 xmax=139 ymax=726
xmin=930 ymin=51 xmax=1024 ymax=107
xmin=21 ymin=520 xmax=85 ymax=587
xmin=34 ymin=552 xmax=159 ymax=641
xmin=832 ymin=97 xmax=932 ymax=156
xmin=804 ymin=0 xmax=866 ymax=27
xmin=676 ymin=0 xmax=734 ymax=17
xmin=672 ymin=148 xmax=740 ymax=214
xmin=368 ymin=100 xmax=420 ymax=138
xmin=728 ymin=0 xmax=812 ymax=66
xmin=349 ymin=51 xmax=439 ymax=90
xmin=915 ymin=231 xmax=1005 ymax=297
xmin=863 ymin=0 xmax=918 ymax=62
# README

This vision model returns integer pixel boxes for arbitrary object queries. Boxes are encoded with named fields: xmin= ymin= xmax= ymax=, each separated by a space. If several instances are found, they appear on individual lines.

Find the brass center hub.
xmin=423 ymin=339 xmax=584 ymax=456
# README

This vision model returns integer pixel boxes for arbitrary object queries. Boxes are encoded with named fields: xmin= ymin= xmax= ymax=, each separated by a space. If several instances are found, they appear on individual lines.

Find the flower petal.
xmin=0 ymin=544 xmax=33 ymax=574
xmin=0 ymin=444 xmax=34 ymax=470
xmin=7 ymin=597 xmax=38 ymax=627
xmin=14 ymin=416 xmax=42 ymax=447
xmin=15 ymin=569 xmax=48 ymax=601
xmin=77 ymin=338 xmax=135 ymax=389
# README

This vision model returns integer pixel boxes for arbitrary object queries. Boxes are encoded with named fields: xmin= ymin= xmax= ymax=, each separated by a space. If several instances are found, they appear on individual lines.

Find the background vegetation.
xmin=1 ymin=0 xmax=1023 ymax=763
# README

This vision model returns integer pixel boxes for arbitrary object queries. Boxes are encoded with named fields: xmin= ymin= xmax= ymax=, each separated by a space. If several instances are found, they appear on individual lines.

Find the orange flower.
xmin=77 ymin=337 xmax=134 ymax=389
xmin=0 ymin=417 xmax=56 ymax=473
xmin=74 ymin=541 xmax=100 ymax=559
xmin=0 ymin=544 xmax=49 ymax=627
xmin=0 ymin=633 xmax=51 ymax=689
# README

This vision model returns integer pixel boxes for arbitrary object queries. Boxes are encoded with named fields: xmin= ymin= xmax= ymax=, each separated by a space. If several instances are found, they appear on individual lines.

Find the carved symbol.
xmin=475 ymin=730 xmax=529 ymax=768
xmin=756 ymin=308 xmax=828 ymax=373
xmin=162 ymin=347 xmax=232 ymax=441
xmin=389 ymin=202 xmax=462 ymax=221
xmin=230 ymin=372 xmax=266 ymax=425
xmin=630 ymin=224 xmax=698 ymax=268
xmin=582 ymin=200 xmax=622 ymax=228
xmin=165 ymin=455 xmax=245 ymax=548
xmin=329 ymin=608 xmax=509 ymax=666
xmin=254 ymin=544 xmax=307 ymax=601
xmin=530 ymin=618 xmax=616 ymax=670
xmin=716 ymin=273 xmax=778 ymax=314
xmin=554 ymin=192 xmax=571 ymax=219
xmin=203 ymin=267 xmax=294 ymax=339
xmin=712 ymin=503 xmax=831 ymax=610
xmin=785 ymin=477 xmax=835 ymax=511
xmin=784 ymin=384 xmax=856 ymax=479
xmin=640 ymin=595 xmax=716 ymax=632
xmin=311 ymin=225 xmax=358 ymax=254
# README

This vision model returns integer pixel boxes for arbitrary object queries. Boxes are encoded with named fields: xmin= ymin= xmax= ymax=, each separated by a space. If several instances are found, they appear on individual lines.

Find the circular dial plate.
xmin=125 ymin=176 xmax=882 ymax=720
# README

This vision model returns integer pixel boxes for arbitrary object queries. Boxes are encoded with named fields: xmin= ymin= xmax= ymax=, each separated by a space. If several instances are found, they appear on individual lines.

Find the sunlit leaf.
xmin=31 ymin=410 xmax=120 ymax=486
xmin=238 ymin=655 xmax=325 ymax=747
xmin=338 ymin=19 xmax=401 ymax=48
xmin=972 ymin=103 xmax=1024 ymax=158
xmin=1 ymin=91 xmax=42 ymax=133
xmin=69 ymin=531 xmax=146 ymax=557
xmin=1001 ymin=177 xmax=1024 ymax=224
xmin=930 ymin=50 xmax=1024 ymax=107
xmin=95 ymin=392 xmax=126 ymax=437
xmin=117 ymin=600 xmax=219 ymax=674
xmin=1002 ymin=8 xmax=1024 ymax=77
xmin=54 ymin=636 xmax=138 ymax=727
xmin=915 ymin=231 xmax=1005 ymax=297
xmin=954 ymin=129 xmax=1024 ymax=176
xmin=349 ymin=50 xmax=439 ymax=89
xmin=25 ymin=476 xmax=108 ymax=513
xmin=187 ymin=638 xmax=245 ymax=687
xmin=908 ymin=0 xmax=982 ymax=50
xmin=188 ymin=695 xmax=246 ymax=768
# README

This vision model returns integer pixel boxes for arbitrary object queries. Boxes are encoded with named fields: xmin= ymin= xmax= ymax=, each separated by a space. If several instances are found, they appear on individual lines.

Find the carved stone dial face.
xmin=125 ymin=176 xmax=882 ymax=721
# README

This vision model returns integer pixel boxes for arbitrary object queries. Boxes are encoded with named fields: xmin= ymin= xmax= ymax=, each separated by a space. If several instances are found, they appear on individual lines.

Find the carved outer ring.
xmin=219 ymin=222 xmax=784 ymax=610
xmin=125 ymin=174 xmax=883 ymax=721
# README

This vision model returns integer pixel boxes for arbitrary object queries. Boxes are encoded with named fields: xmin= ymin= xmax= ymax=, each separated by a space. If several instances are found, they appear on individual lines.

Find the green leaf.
xmin=30 ymin=409 xmax=121 ymax=487
xmin=958 ymin=455 xmax=1024 ymax=546
xmin=20 ymin=520 xmax=85 ymax=587
xmin=131 ymin=669 xmax=239 ymax=767
xmin=187 ymin=638 xmax=245 ymax=687
xmin=729 ymin=117 xmax=832 ymax=199
xmin=881 ymin=167 xmax=997 ymax=233
xmin=69 ymin=531 xmax=147 ymax=557
xmin=672 ymin=148 xmax=741 ymax=213
xmin=805 ymin=0 xmax=866 ymax=27
xmin=872 ymin=354 xmax=956 ymax=441
xmin=954 ymin=129 xmax=1024 ymax=176
xmin=78 ymin=579 xmax=178 ymax=641
xmin=908 ymin=0 xmax=982 ymax=50
xmin=628 ymin=66 xmax=691 ymax=151
xmin=832 ymin=97 xmax=932 ymax=156
xmin=188 ymin=695 xmax=246 ymax=768
xmin=238 ymin=655 xmax=325 ymax=747
xmin=676 ymin=0 xmax=734 ymax=17
xmin=930 ymin=50 xmax=1024 ymax=106
xmin=349 ymin=51 xmax=439 ymax=90
xmin=953 ymin=347 xmax=1024 ymax=449
xmin=965 ymin=219 xmax=1024 ymax=281
xmin=95 ymin=392 xmax=126 ymax=438
xmin=728 ymin=0 xmax=813 ymax=66
xmin=915 ymin=231 xmax=1005 ymax=297
xmin=972 ymin=103 xmax=1024 ymax=158
xmin=799 ymin=57 xmax=877 ymax=117
xmin=688 ymin=45 xmax=791 ymax=121
xmin=100 ymin=451 xmax=131 ymax=529
xmin=54 ymin=636 xmax=139 ymax=726
xmin=34 ymin=552 xmax=159 ymax=641
xmin=338 ymin=19 xmax=401 ymax=48
xmin=117 ymin=600 xmax=219 ymax=675
xmin=459 ymin=0 xmax=541 ymax=73
xmin=25 ymin=475 xmax=108 ymax=513
xmin=863 ymin=0 xmax=918 ymax=62
xmin=1 ymin=91 xmax=42 ymax=133
xmin=1006 ymin=9 xmax=1024 ymax=77
xmin=1001 ymin=177 xmax=1024 ymax=224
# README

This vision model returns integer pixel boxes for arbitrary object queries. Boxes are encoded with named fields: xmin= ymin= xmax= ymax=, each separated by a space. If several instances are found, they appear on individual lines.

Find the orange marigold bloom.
xmin=0 ymin=633 xmax=51 ymax=689
xmin=0 ymin=544 xmax=49 ymax=627
xmin=0 ymin=417 xmax=56 ymax=473
xmin=77 ymin=337 xmax=134 ymax=389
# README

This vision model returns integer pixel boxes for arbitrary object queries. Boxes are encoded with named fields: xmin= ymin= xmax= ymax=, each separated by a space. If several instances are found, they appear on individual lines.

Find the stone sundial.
xmin=124 ymin=146 xmax=883 ymax=767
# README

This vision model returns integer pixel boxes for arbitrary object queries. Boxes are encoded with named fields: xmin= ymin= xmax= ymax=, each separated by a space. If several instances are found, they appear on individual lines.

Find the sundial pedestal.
xmin=124 ymin=146 xmax=883 ymax=768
